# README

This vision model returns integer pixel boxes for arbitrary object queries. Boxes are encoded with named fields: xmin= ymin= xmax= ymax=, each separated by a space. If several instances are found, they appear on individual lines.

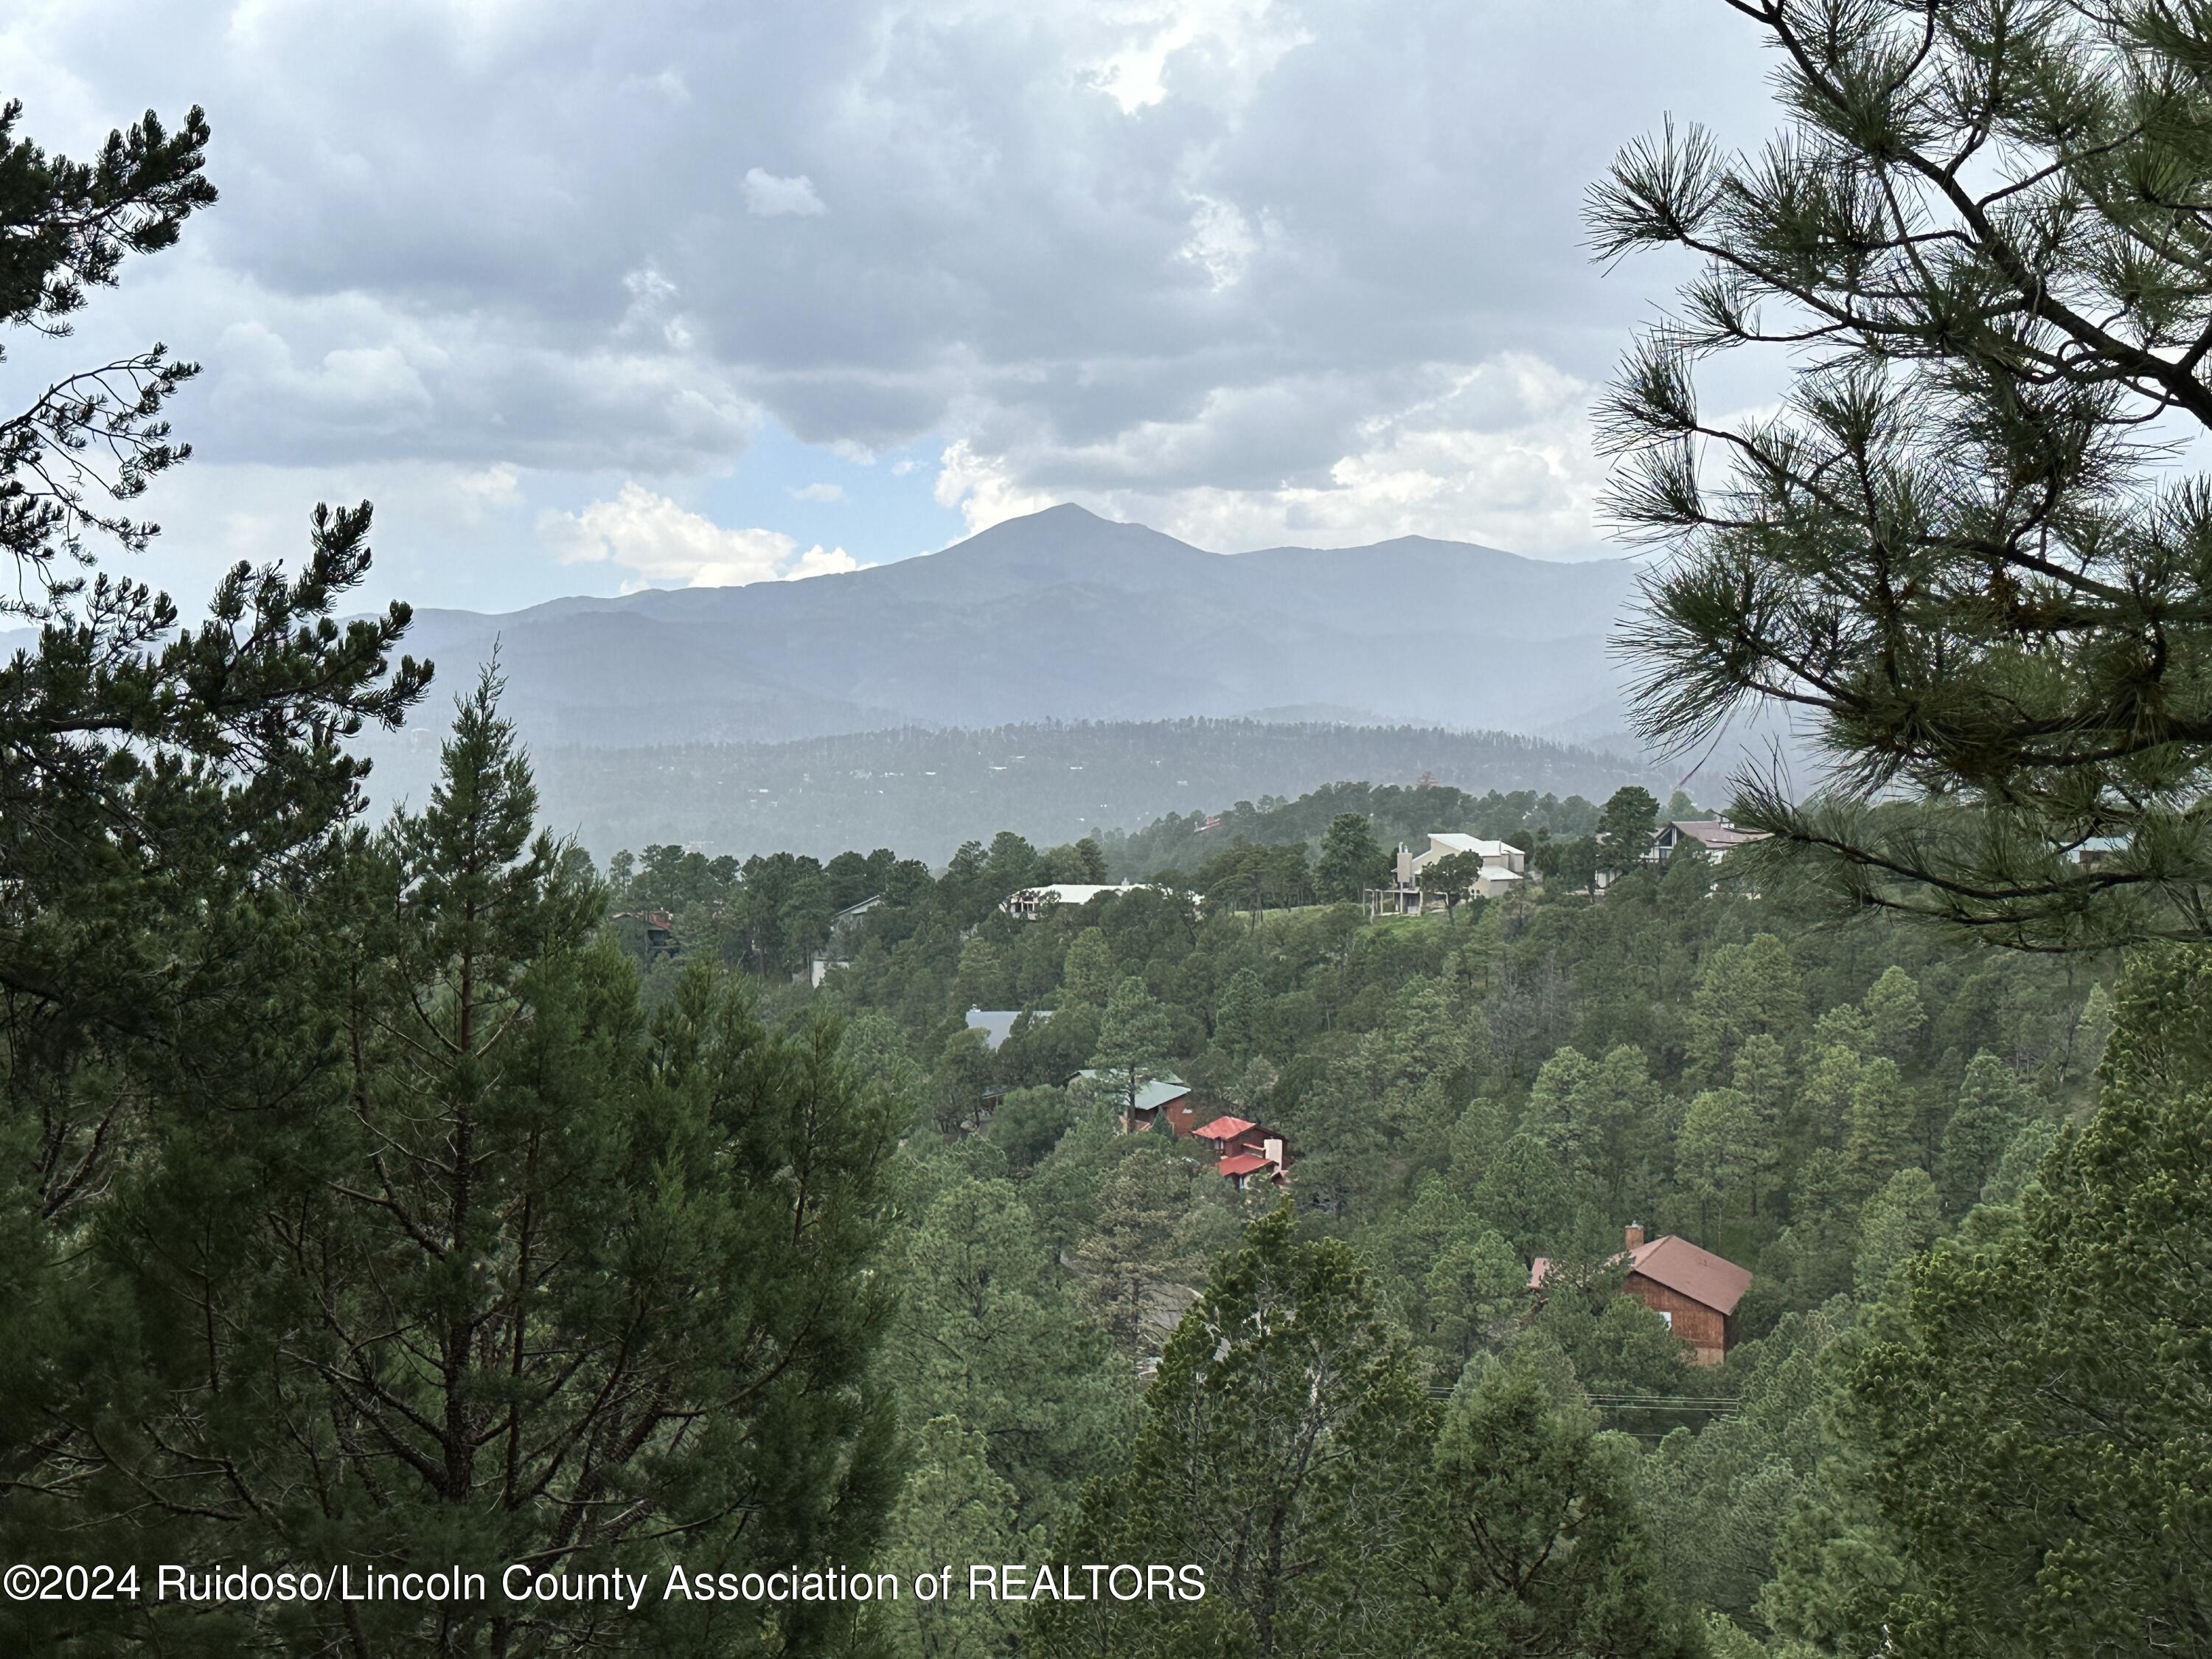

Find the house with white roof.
xmin=1645 ymin=819 xmax=1769 ymax=866
xmin=1413 ymin=832 xmax=1528 ymax=877
xmin=1367 ymin=832 xmax=1529 ymax=917
xmin=1001 ymin=882 xmax=1197 ymax=920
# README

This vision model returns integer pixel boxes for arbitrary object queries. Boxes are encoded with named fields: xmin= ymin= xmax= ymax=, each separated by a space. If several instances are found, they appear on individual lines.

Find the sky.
xmin=1 ymin=0 xmax=1781 ymax=613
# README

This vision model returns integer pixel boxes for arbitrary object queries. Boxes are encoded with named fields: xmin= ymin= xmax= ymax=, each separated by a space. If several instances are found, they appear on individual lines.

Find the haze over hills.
xmin=443 ymin=719 xmax=1669 ymax=863
xmin=6 ymin=505 xmax=1752 ymax=857
xmin=316 ymin=504 xmax=1684 ymax=854
xmin=381 ymin=505 xmax=1650 ymax=748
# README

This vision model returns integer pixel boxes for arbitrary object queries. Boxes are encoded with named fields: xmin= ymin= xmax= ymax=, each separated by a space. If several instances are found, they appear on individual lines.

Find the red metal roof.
xmin=1622 ymin=1234 xmax=1753 ymax=1315
xmin=1194 ymin=1115 xmax=1256 ymax=1141
xmin=1217 ymin=1152 xmax=1272 ymax=1176
xmin=1526 ymin=1234 xmax=1753 ymax=1316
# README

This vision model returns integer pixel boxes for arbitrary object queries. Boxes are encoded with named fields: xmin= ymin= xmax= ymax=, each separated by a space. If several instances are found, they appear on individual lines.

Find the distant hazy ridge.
xmin=383 ymin=505 xmax=1646 ymax=747
xmin=434 ymin=720 xmax=1664 ymax=863
xmin=2 ymin=506 xmax=1682 ymax=858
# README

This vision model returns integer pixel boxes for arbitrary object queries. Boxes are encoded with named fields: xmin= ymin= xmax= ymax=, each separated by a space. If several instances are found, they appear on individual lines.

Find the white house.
xmin=1000 ymin=882 xmax=1195 ymax=920
xmin=1411 ymin=832 xmax=1528 ymax=877
xmin=1368 ymin=832 xmax=1529 ymax=916
xmin=1646 ymin=819 xmax=1769 ymax=866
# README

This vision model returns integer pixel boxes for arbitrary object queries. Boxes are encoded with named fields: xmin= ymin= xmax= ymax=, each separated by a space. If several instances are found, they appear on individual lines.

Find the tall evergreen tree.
xmin=1034 ymin=1206 xmax=1431 ymax=1658
xmin=1593 ymin=0 xmax=2212 ymax=949
xmin=1840 ymin=1057 xmax=1914 ymax=1200
xmin=872 ymin=1416 xmax=1034 ymax=1659
xmin=1685 ymin=935 xmax=1802 ymax=1086
xmin=1678 ymin=1086 xmax=1764 ymax=1242
xmin=0 ymin=97 xmax=428 ymax=1644
xmin=1862 ymin=967 xmax=1927 ymax=1065
xmin=888 ymin=1172 xmax=1129 ymax=1523
xmin=1088 ymin=975 xmax=1173 ymax=1121
xmin=1597 ymin=785 xmax=1662 ymax=874
xmin=1408 ymin=1362 xmax=1706 ymax=1659
xmin=1315 ymin=813 xmax=1388 ymax=904
xmin=1934 ymin=1052 xmax=2034 ymax=1217
xmin=1071 ymin=1147 xmax=1203 ymax=1361
xmin=26 ymin=679 xmax=905 ymax=1656
xmin=1766 ymin=947 xmax=2212 ymax=1655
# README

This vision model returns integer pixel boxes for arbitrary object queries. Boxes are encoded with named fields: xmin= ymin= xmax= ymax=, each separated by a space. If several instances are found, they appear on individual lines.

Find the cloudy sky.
xmin=3 ymin=0 xmax=1778 ymax=612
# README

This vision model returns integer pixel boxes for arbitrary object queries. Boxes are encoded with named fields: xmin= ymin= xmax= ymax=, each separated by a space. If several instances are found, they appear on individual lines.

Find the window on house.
xmin=1658 ymin=1310 xmax=1674 ymax=1330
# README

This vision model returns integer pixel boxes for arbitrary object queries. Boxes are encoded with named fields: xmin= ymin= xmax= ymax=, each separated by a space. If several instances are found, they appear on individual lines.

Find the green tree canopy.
xmin=1089 ymin=975 xmax=1175 ymax=1119
xmin=1035 ymin=1206 xmax=1431 ymax=1658
xmin=10 ymin=682 xmax=905 ymax=1655
xmin=1316 ymin=811 xmax=1388 ymax=902
xmin=1598 ymin=785 xmax=1661 ymax=873
xmin=1765 ymin=946 xmax=2212 ymax=1655
xmin=1410 ymin=1360 xmax=1707 ymax=1659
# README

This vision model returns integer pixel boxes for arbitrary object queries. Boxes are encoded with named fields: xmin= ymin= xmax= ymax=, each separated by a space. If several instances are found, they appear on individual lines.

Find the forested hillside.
xmin=599 ymin=805 xmax=2117 ymax=1652
xmin=358 ymin=718 xmax=1659 ymax=863
xmin=18 ymin=4 xmax=2212 ymax=1654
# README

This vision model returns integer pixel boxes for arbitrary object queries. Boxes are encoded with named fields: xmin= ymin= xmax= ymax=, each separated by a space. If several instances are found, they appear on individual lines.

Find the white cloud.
xmin=1180 ymin=195 xmax=1260 ymax=291
xmin=0 ymin=0 xmax=1779 ymax=599
xmin=790 ymin=481 xmax=846 ymax=501
xmin=456 ymin=463 xmax=522 ymax=509
xmin=538 ymin=484 xmax=859 ymax=588
xmin=934 ymin=353 xmax=1611 ymax=553
xmin=742 ymin=167 xmax=827 ymax=218
xmin=934 ymin=440 xmax=1058 ymax=536
xmin=1086 ymin=0 xmax=1314 ymax=114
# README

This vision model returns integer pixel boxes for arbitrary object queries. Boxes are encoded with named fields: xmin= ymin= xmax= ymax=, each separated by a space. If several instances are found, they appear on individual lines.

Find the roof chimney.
xmin=1624 ymin=1222 xmax=1645 ymax=1250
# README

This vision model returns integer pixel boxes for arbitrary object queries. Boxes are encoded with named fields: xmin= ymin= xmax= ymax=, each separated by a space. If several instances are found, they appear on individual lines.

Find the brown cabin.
xmin=1530 ymin=1223 xmax=1753 ymax=1366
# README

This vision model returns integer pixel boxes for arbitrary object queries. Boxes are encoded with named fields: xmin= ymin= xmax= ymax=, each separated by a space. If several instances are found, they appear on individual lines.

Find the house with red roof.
xmin=1193 ymin=1115 xmax=1264 ymax=1155
xmin=1529 ymin=1223 xmax=1753 ymax=1366
xmin=1193 ymin=1115 xmax=1291 ymax=1189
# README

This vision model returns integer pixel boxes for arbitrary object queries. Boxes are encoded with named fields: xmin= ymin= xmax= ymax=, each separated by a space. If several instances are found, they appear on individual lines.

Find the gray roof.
xmin=1073 ymin=1069 xmax=1191 ymax=1111
xmin=1660 ymin=819 xmax=1767 ymax=851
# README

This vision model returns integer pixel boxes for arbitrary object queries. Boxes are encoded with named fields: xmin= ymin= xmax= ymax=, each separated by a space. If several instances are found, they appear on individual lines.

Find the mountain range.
xmin=385 ymin=504 xmax=1650 ymax=748
xmin=10 ymin=506 xmax=1757 ymax=857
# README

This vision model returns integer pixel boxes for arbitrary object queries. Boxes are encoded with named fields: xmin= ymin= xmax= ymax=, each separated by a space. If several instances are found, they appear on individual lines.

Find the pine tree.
xmin=1060 ymin=930 xmax=1116 ymax=1009
xmin=1315 ymin=812 xmax=1387 ymax=903
xmin=1409 ymin=1361 xmax=1705 ymax=1659
xmin=1425 ymin=1227 xmax=1533 ymax=1363
xmin=1686 ymin=935 xmax=1803 ymax=1085
xmin=1841 ymin=1057 xmax=1914 ymax=1200
xmin=1597 ymin=785 xmax=1661 ymax=874
xmin=890 ymin=1173 xmax=1129 ymax=1523
xmin=1767 ymin=947 xmax=2212 ymax=1654
xmin=22 ymin=678 xmax=905 ymax=1656
xmin=1678 ymin=1086 xmax=1764 ymax=1242
xmin=872 ymin=1417 xmax=1036 ymax=1659
xmin=1851 ymin=1168 xmax=1943 ymax=1298
xmin=1730 ymin=1034 xmax=1790 ymax=1214
xmin=1792 ymin=1044 xmax=1865 ymax=1154
xmin=1210 ymin=965 xmax=1268 ymax=1070
xmin=1863 ymin=967 xmax=1927 ymax=1066
xmin=1089 ymin=975 xmax=1173 ymax=1121
xmin=1593 ymin=1 xmax=2212 ymax=949
xmin=1934 ymin=1053 xmax=2033 ymax=1217
xmin=1070 ymin=1146 xmax=1201 ymax=1360
xmin=0 ymin=97 xmax=431 ymax=1642
xmin=1034 ymin=1206 xmax=1432 ymax=1658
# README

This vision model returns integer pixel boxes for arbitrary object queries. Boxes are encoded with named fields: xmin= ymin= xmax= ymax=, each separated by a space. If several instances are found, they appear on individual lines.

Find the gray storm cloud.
xmin=1 ymin=0 xmax=1775 ymax=568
